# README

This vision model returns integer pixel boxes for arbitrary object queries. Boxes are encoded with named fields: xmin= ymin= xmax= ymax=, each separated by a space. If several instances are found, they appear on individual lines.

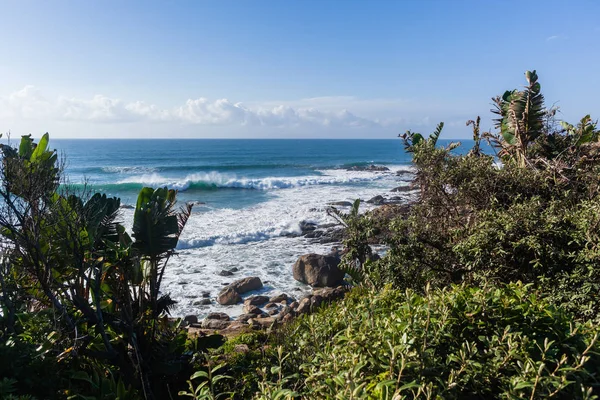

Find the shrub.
xmin=273 ymin=283 xmax=600 ymax=399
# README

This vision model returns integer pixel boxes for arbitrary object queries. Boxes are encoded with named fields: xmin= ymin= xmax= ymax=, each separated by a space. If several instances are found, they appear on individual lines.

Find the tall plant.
xmin=490 ymin=70 xmax=547 ymax=167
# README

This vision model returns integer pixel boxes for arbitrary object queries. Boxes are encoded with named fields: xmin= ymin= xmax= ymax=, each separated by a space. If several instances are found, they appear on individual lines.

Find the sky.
xmin=0 ymin=0 xmax=599 ymax=139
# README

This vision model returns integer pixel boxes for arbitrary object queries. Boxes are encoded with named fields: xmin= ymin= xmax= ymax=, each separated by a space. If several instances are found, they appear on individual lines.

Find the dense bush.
xmin=223 ymin=284 xmax=600 ymax=399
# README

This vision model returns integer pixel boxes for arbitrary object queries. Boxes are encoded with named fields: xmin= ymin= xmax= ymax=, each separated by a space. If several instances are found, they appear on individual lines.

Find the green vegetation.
xmin=1 ymin=70 xmax=600 ymax=398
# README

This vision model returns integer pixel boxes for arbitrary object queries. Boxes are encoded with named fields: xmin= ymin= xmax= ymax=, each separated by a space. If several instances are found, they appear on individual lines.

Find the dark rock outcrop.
xmin=367 ymin=195 xmax=385 ymax=205
xmin=292 ymin=253 xmax=344 ymax=287
xmin=346 ymin=165 xmax=390 ymax=172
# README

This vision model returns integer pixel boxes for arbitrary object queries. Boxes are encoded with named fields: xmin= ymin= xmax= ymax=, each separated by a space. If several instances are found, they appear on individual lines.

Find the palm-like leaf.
xmin=132 ymin=187 xmax=179 ymax=259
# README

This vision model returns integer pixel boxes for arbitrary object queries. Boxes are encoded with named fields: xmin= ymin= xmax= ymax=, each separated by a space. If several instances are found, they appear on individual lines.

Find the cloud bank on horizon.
xmin=1 ymin=85 xmax=455 ymax=139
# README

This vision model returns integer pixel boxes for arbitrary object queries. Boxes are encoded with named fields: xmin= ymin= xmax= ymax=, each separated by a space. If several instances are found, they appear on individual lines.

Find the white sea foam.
xmin=119 ymin=165 xmax=414 ymax=318
xmin=102 ymin=166 xmax=158 ymax=174
xmin=116 ymin=170 xmax=396 ymax=191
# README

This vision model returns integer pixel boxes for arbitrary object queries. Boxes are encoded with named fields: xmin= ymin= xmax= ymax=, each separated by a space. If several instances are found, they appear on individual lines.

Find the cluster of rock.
xmin=187 ymin=286 xmax=347 ymax=337
xmin=345 ymin=164 xmax=390 ymax=172
xmin=186 ymin=253 xmax=348 ymax=337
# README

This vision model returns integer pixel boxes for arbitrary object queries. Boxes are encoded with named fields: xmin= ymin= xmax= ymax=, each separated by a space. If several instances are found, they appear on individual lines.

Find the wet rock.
xmin=264 ymin=302 xmax=279 ymax=310
xmin=216 ymin=287 xmax=242 ymax=305
xmin=201 ymin=291 xmax=211 ymax=298
xmin=346 ymin=164 xmax=390 ymax=172
xmin=236 ymin=313 xmax=256 ymax=323
xmin=243 ymin=304 xmax=265 ymax=315
xmin=230 ymin=277 xmax=263 ymax=294
xmin=328 ymin=201 xmax=353 ymax=207
xmin=391 ymin=186 xmax=412 ymax=193
xmin=396 ymin=169 xmax=413 ymax=176
xmin=249 ymin=317 xmax=277 ymax=329
xmin=367 ymin=195 xmax=385 ymax=205
xmin=197 ymin=298 xmax=212 ymax=306
xmin=218 ymin=269 xmax=234 ymax=277
xmin=244 ymin=295 xmax=269 ymax=307
xmin=304 ymin=230 xmax=324 ymax=239
xmin=300 ymin=221 xmax=317 ymax=233
xmin=269 ymin=293 xmax=289 ymax=303
xmin=206 ymin=312 xmax=230 ymax=321
xmin=201 ymin=319 xmax=232 ymax=330
xmin=292 ymin=253 xmax=344 ymax=287
xmin=184 ymin=315 xmax=198 ymax=325
xmin=318 ymin=228 xmax=345 ymax=244
xmin=297 ymin=297 xmax=312 ymax=314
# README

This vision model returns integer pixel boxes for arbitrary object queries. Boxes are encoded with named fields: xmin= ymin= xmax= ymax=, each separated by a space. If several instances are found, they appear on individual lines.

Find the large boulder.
xmin=216 ymin=277 xmax=263 ymax=305
xmin=230 ymin=277 xmax=263 ymax=294
xmin=216 ymin=287 xmax=242 ymax=305
xmin=293 ymin=253 xmax=344 ymax=287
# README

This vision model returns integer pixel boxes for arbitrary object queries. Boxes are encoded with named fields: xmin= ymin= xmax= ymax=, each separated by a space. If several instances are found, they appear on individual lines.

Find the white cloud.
xmin=0 ymin=86 xmax=386 ymax=129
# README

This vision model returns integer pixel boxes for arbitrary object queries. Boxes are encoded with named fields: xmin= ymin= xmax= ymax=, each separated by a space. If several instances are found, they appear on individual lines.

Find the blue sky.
xmin=1 ymin=0 xmax=599 ymax=139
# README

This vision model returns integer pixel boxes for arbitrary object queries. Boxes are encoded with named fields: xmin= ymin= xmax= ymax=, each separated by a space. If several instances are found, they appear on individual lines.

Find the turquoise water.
xmin=54 ymin=139 xmax=411 ymax=207
xmin=41 ymin=138 xmax=471 ymax=316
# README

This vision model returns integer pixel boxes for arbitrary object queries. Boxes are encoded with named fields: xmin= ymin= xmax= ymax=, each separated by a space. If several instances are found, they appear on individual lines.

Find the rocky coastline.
xmin=181 ymin=165 xmax=416 ymax=338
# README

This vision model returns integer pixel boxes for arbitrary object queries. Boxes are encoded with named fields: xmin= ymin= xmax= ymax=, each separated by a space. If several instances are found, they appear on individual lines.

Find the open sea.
xmin=46 ymin=139 xmax=447 ymax=317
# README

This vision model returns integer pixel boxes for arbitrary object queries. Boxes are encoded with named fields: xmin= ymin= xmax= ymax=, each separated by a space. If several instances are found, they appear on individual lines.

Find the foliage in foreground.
xmin=203 ymin=283 xmax=600 ymax=399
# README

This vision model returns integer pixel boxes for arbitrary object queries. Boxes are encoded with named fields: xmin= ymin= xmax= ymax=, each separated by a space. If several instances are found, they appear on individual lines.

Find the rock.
xmin=218 ymin=269 xmax=234 ymax=277
xmin=234 ymin=344 xmax=250 ymax=353
xmin=230 ymin=277 xmax=263 ymax=294
xmin=267 ymin=309 xmax=278 ymax=316
xmin=206 ymin=312 xmax=230 ymax=321
xmin=297 ymin=297 xmax=312 ymax=314
xmin=281 ymin=314 xmax=294 ymax=324
xmin=328 ymin=201 xmax=353 ymax=207
xmin=249 ymin=317 xmax=277 ymax=329
xmin=292 ymin=253 xmax=344 ymax=287
xmin=201 ymin=291 xmax=211 ymax=298
xmin=188 ymin=323 xmax=249 ymax=338
xmin=244 ymin=295 xmax=269 ymax=307
xmin=396 ymin=169 xmax=413 ymax=176
xmin=289 ymin=301 xmax=299 ymax=310
xmin=367 ymin=195 xmax=385 ymax=205
xmin=346 ymin=164 xmax=390 ymax=172
xmin=277 ymin=306 xmax=291 ymax=319
xmin=201 ymin=319 xmax=232 ymax=330
xmin=216 ymin=287 xmax=242 ymax=305
xmin=197 ymin=298 xmax=212 ymax=305
xmin=391 ymin=186 xmax=412 ymax=193
xmin=318 ymin=228 xmax=345 ymax=244
xmin=184 ymin=315 xmax=198 ymax=325
xmin=268 ymin=293 xmax=289 ymax=303
xmin=229 ymin=267 xmax=239 ymax=272
xmin=264 ymin=302 xmax=279 ymax=309
xmin=311 ymin=295 xmax=324 ymax=309
xmin=313 ymin=286 xmax=347 ymax=301
xmin=304 ymin=230 xmax=324 ymax=239
xmin=243 ymin=304 xmax=265 ymax=315
xmin=300 ymin=221 xmax=317 ymax=233
xmin=236 ymin=313 xmax=256 ymax=323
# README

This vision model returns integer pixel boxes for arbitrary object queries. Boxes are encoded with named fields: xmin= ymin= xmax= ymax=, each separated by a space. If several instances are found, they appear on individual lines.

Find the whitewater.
xmin=53 ymin=139 xmax=421 ymax=317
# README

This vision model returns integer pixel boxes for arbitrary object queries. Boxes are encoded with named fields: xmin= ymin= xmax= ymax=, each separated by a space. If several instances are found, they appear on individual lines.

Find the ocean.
xmin=48 ymin=139 xmax=433 ymax=317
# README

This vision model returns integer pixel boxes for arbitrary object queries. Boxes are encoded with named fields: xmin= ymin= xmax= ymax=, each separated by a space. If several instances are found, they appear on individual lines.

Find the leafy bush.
xmin=271 ymin=283 xmax=600 ymax=399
